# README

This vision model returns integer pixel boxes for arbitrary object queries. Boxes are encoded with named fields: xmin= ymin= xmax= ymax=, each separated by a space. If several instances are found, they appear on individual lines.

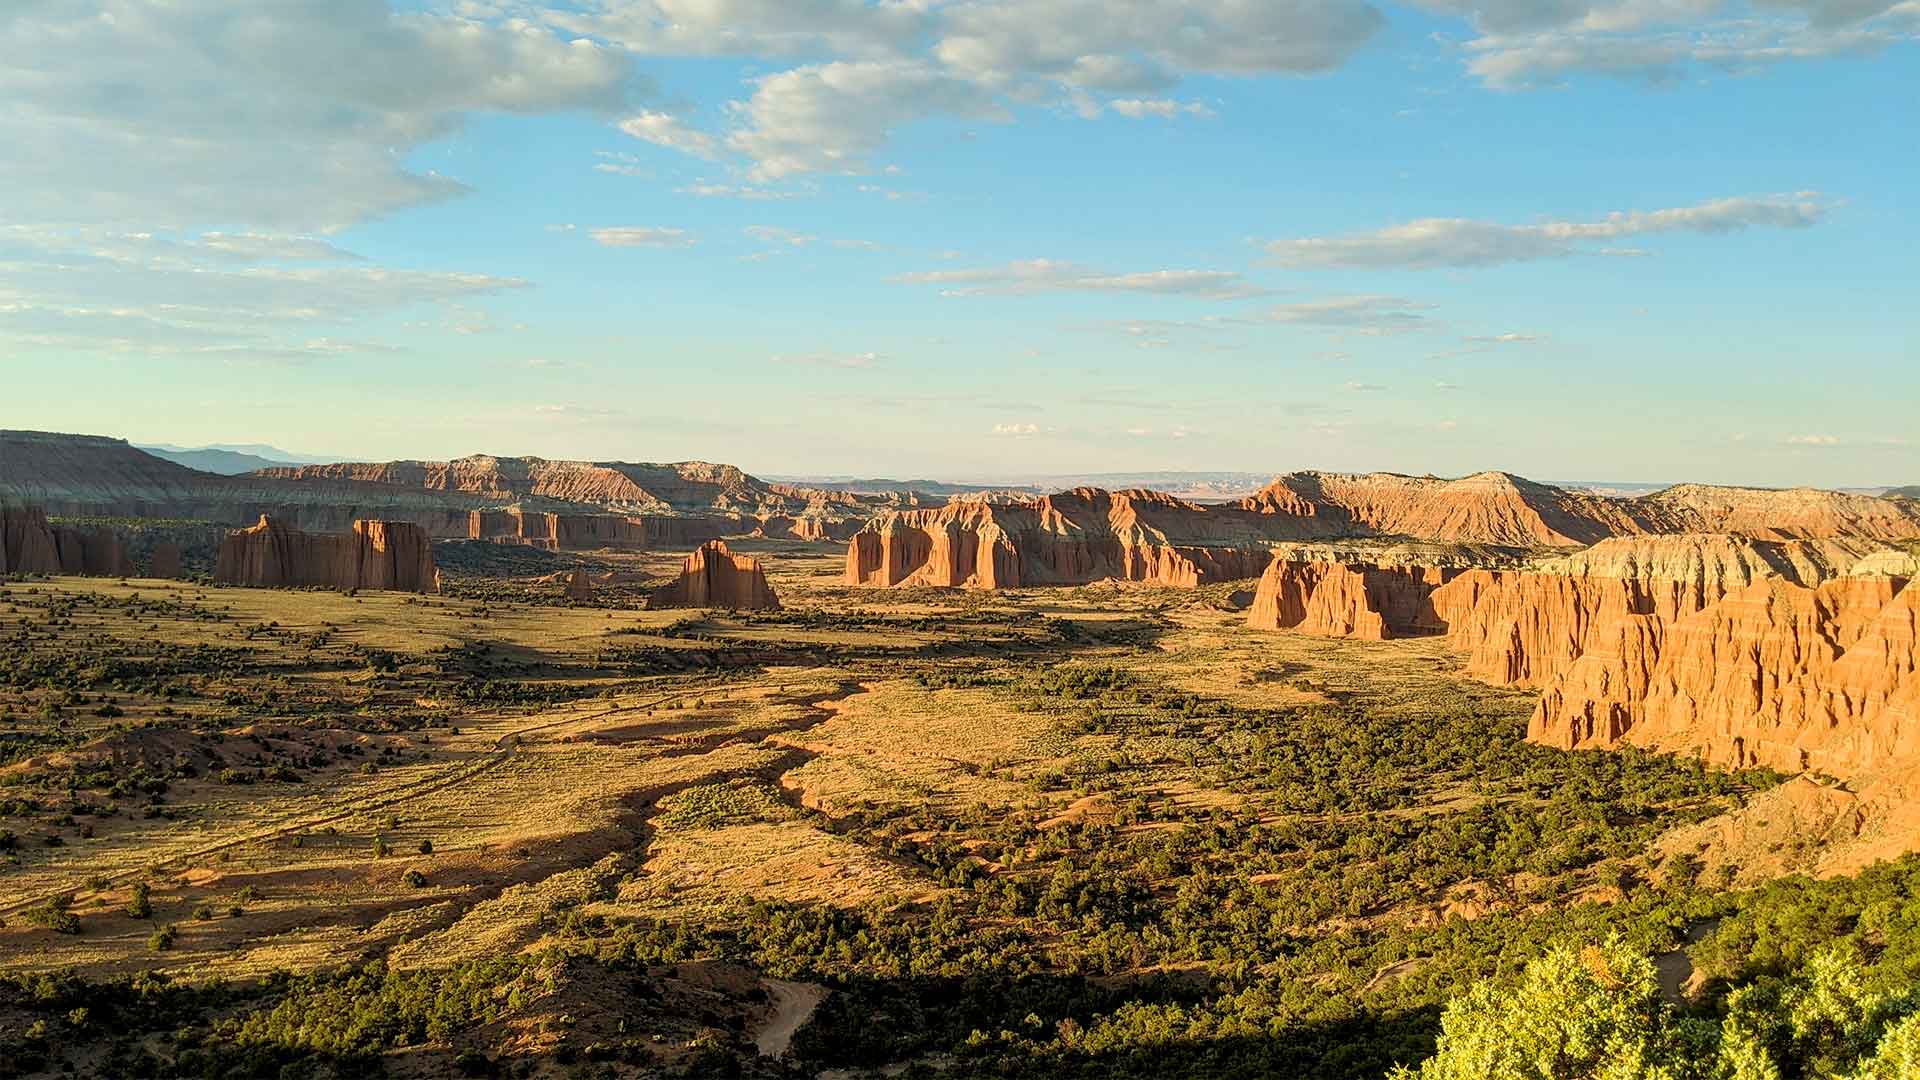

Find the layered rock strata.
xmin=214 ymin=517 xmax=439 ymax=593
xmin=648 ymin=542 xmax=779 ymax=610
xmin=1246 ymin=561 xmax=1458 ymax=639
xmin=845 ymin=489 xmax=1283 ymax=589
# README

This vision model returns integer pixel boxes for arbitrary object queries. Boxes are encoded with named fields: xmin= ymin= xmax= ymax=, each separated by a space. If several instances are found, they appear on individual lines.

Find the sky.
xmin=0 ymin=0 xmax=1915 ymax=487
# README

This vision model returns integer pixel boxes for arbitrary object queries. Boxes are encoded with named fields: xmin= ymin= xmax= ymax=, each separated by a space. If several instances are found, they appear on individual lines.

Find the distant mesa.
xmin=214 ymin=516 xmax=439 ymax=593
xmin=648 ymin=541 xmax=779 ymax=610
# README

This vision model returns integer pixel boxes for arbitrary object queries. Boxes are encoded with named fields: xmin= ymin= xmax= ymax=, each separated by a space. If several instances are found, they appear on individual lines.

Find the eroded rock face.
xmin=845 ymin=489 xmax=1282 ymax=590
xmin=1245 ymin=560 xmax=1457 ymax=639
xmin=564 ymin=570 xmax=594 ymax=602
xmin=2 ymin=504 xmax=137 ymax=577
xmin=648 ymin=542 xmax=779 ymax=610
xmin=1 ymin=505 xmax=64 ymax=574
xmin=1233 ymin=471 xmax=1920 ymax=547
xmin=214 ymin=516 xmax=439 ymax=593
xmin=1396 ymin=536 xmax=1918 ymax=780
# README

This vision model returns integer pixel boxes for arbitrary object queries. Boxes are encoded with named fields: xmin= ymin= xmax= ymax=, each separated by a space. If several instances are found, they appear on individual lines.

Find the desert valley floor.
xmin=6 ymin=536 xmax=1915 ymax=1079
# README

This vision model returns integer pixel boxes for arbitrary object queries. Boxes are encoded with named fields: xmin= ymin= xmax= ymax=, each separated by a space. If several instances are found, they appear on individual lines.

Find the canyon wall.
xmin=648 ymin=541 xmax=779 ymax=610
xmin=214 ymin=517 xmax=439 ymax=593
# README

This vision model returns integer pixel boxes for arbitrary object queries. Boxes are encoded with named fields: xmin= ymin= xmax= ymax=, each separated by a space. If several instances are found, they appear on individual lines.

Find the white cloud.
xmin=725 ymin=60 xmax=1008 ymax=180
xmin=618 ymin=111 xmax=721 ymax=158
xmin=745 ymin=225 xmax=819 ymax=247
xmin=0 ymin=226 xmax=523 ymax=360
xmin=538 ymin=0 xmax=935 ymax=60
xmin=991 ymin=422 xmax=1043 ymax=437
xmin=1423 ymin=0 xmax=1919 ymax=87
xmin=1265 ymin=193 xmax=1829 ymax=269
xmin=935 ymin=0 xmax=1385 ymax=85
xmin=1109 ymin=98 xmax=1217 ymax=119
xmin=1 ymin=0 xmax=633 ymax=231
xmin=678 ymin=183 xmax=803 ymax=200
xmin=1256 ymin=295 xmax=1435 ymax=334
xmin=1343 ymin=380 xmax=1389 ymax=391
xmin=896 ymin=259 xmax=1266 ymax=299
xmin=590 ymin=226 xmax=697 ymax=247
xmin=1786 ymin=433 xmax=1842 ymax=446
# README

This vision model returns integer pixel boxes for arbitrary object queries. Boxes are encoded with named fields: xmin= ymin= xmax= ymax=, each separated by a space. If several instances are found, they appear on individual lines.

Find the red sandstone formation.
xmin=1 ymin=504 xmax=138 ymax=577
xmin=846 ymin=489 xmax=1282 ymax=590
xmin=564 ymin=570 xmax=594 ymax=602
xmin=149 ymin=543 xmax=183 ymax=580
xmin=1 ymin=505 xmax=64 ymax=575
xmin=214 ymin=517 xmax=439 ymax=593
xmin=1234 ymin=471 xmax=1920 ymax=547
xmin=256 ymin=453 xmax=901 ymax=540
xmin=1246 ymin=560 xmax=1457 ymax=639
xmin=648 ymin=542 xmax=780 ymax=610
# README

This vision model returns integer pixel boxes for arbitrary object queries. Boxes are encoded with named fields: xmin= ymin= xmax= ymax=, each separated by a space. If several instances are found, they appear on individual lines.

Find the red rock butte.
xmin=214 ymin=516 xmax=439 ymax=593
xmin=648 ymin=541 xmax=780 ymax=610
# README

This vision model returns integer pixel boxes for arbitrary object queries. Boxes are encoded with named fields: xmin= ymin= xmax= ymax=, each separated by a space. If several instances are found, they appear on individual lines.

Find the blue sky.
xmin=0 ymin=0 xmax=1914 ymax=486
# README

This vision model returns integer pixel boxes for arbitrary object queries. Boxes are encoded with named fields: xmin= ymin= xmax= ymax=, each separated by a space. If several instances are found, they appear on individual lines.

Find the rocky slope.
xmin=648 ymin=541 xmax=779 ymax=610
xmin=214 ymin=517 xmax=439 ymax=593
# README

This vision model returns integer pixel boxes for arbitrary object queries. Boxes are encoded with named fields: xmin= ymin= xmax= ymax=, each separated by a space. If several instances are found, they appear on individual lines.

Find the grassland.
xmin=0 ymin=542 xmax=1857 ymax=1079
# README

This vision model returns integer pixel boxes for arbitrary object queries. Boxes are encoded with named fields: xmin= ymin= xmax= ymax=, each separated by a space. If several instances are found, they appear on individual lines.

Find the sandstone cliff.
xmin=1 ymin=505 xmax=64 ymax=575
xmin=1246 ymin=560 xmax=1457 ymax=639
xmin=846 ymin=489 xmax=1285 ymax=590
xmin=214 ymin=517 xmax=439 ymax=593
xmin=2 ymin=504 xmax=140 ymax=577
xmin=648 ymin=542 xmax=780 ymax=610
xmin=1232 ymin=472 xmax=1920 ymax=548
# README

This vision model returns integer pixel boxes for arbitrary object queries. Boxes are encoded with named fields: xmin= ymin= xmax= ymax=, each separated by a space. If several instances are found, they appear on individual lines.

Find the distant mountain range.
xmin=136 ymin=442 xmax=342 ymax=475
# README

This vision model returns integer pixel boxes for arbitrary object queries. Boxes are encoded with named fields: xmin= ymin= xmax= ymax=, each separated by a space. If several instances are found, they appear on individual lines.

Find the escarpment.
xmin=648 ymin=541 xmax=779 ymax=610
xmin=214 ymin=517 xmax=439 ymax=593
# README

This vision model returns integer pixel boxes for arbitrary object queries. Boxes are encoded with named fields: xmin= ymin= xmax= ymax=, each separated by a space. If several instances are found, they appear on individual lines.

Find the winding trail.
xmin=754 ymin=979 xmax=828 ymax=1058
